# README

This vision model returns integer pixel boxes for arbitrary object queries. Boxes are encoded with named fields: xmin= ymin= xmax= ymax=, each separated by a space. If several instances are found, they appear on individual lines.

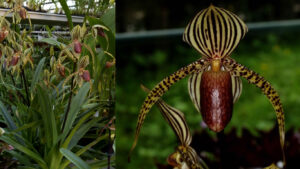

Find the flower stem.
xmin=61 ymin=61 xmax=76 ymax=132
xmin=21 ymin=67 xmax=30 ymax=106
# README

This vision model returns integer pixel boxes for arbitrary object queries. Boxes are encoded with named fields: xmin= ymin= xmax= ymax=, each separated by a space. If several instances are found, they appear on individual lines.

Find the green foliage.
xmin=116 ymin=32 xmax=300 ymax=168
xmin=0 ymin=2 xmax=115 ymax=168
xmin=60 ymin=148 xmax=92 ymax=169
xmin=57 ymin=0 xmax=73 ymax=30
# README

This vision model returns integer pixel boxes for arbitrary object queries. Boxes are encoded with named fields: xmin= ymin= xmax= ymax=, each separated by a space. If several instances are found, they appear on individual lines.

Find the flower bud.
xmin=0 ymin=27 xmax=8 ymax=42
xmin=19 ymin=7 xmax=27 ymax=19
xmin=105 ymin=61 xmax=115 ymax=68
xmin=58 ymin=66 xmax=65 ymax=77
xmin=9 ymin=54 xmax=19 ymax=66
xmin=81 ymin=70 xmax=90 ymax=81
xmin=74 ymin=40 xmax=82 ymax=54
xmin=97 ymin=27 xmax=105 ymax=37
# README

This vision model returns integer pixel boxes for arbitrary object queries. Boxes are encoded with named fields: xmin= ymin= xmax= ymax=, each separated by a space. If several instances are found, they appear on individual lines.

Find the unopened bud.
xmin=58 ymin=66 xmax=65 ymax=77
xmin=105 ymin=61 xmax=115 ymax=68
xmin=9 ymin=54 xmax=19 ymax=66
xmin=74 ymin=40 xmax=82 ymax=54
xmin=97 ymin=27 xmax=105 ymax=37
xmin=0 ymin=27 xmax=8 ymax=42
xmin=81 ymin=70 xmax=90 ymax=81
xmin=19 ymin=7 xmax=27 ymax=19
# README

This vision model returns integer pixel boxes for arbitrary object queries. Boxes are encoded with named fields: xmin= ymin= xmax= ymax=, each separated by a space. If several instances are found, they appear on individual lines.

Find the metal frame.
xmin=0 ymin=8 xmax=84 ymax=25
xmin=116 ymin=19 xmax=300 ymax=41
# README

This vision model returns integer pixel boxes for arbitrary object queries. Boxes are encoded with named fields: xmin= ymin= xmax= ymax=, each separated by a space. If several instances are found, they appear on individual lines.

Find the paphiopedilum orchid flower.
xmin=130 ymin=4 xmax=285 ymax=165
xmin=141 ymin=85 xmax=208 ymax=169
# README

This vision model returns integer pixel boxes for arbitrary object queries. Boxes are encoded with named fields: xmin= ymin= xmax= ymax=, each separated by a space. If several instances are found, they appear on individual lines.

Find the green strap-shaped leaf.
xmin=39 ymin=38 xmax=65 ymax=48
xmin=7 ymin=150 xmax=34 ymax=167
xmin=60 ymin=148 xmax=91 ymax=169
xmin=62 ymin=83 xmax=90 ymax=141
xmin=37 ymin=85 xmax=58 ymax=147
xmin=57 ymin=0 xmax=73 ymax=30
xmin=30 ymin=57 xmax=46 ymax=93
xmin=0 ymin=136 xmax=47 ymax=169
xmin=0 ymin=101 xmax=17 ymax=130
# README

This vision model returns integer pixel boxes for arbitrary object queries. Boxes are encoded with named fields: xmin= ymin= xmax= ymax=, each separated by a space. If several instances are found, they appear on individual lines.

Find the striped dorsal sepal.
xmin=183 ymin=5 xmax=248 ymax=59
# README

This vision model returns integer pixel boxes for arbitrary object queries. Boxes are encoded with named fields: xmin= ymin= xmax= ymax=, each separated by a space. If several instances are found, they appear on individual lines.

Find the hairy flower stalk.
xmin=130 ymin=4 xmax=285 ymax=168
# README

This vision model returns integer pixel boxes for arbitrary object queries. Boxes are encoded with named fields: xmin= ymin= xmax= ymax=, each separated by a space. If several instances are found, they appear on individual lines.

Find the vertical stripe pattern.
xmin=188 ymin=72 xmax=202 ymax=112
xmin=223 ymin=58 xmax=285 ymax=164
xmin=157 ymin=100 xmax=192 ymax=146
xmin=231 ymin=76 xmax=243 ymax=103
xmin=183 ymin=5 xmax=248 ymax=58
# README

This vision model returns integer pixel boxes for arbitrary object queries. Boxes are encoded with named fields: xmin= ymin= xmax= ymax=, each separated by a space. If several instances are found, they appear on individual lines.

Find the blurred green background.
xmin=116 ymin=0 xmax=300 ymax=168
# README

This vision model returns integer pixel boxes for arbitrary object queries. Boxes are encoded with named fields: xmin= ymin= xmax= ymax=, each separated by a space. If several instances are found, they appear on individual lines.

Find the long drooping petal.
xmin=183 ymin=5 xmax=248 ymax=58
xmin=157 ymin=100 xmax=192 ymax=146
xmin=223 ymin=58 xmax=285 ymax=164
xmin=129 ymin=59 xmax=207 ymax=159
xmin=141 ymin=84 xmax=192 ymax=146
xmin=188 ymin=72 xmax=242 ymax=114
xmin=142 ymin=85 xmax=207 ymax=169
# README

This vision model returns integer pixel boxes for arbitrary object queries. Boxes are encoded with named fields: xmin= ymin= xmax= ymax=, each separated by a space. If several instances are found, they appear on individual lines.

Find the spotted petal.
xmin=129 ymin=59 xmax=207 ymax=159
xmin=183 ymin=5 xmax=248 ymax=58
xmin=224 ymin=58 xmax=286 ymax=165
